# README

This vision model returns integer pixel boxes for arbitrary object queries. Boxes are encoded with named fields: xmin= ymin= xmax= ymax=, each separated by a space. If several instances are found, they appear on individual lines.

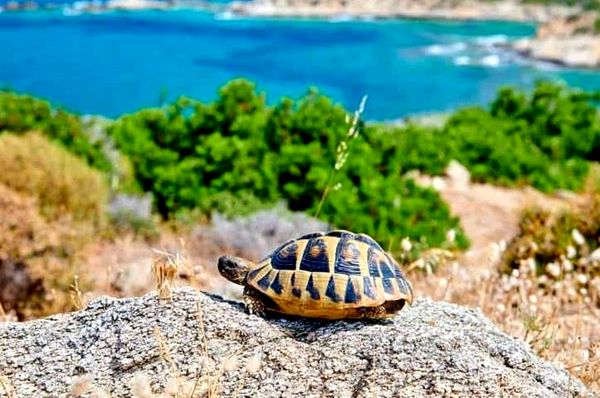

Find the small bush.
xmin=501 ymin=175 xmax=600 ymax=304
xmin=0 ymin=132 xmax=109 ymax=223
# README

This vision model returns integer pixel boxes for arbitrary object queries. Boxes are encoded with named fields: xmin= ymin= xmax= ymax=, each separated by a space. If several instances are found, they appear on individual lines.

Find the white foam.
xmin=215 ymin=11 xmax=236 ymax=20
xmin=475 ymin=34 xmax=508 ymax=47
xmin=480 ymin=54 xmax=501 ymax=67
xmin=453 ymin=56 xmax=471 ymax=66
xmin=328 ymin=13 xmax=354 ymax=22
xmin=424 ymin=42 xmax=467 ymax=55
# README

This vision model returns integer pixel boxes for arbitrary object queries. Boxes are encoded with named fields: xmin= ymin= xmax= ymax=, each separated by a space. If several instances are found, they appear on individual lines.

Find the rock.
xmin=0 ymin=287 xmax=592 ymax=397
xmin=513 ymin=35 xmax=600 ymax=68
xmin=537 ymin=12 xmax=598 ymax=38
xmin=511 ymin=11 xmax=600 ymax=68
xmin=445 ymin=160 xmax=471 ymax=189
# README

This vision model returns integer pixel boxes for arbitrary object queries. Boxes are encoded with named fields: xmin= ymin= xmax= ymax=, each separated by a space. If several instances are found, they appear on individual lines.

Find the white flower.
xmin=575 ymin=274 xmax=589 ymax=285
xmin=562 ymin=258 xmax=573 ymax=273
xmin=545 ymin=262 xmax=561 ymax=278
xmin=523 ymin=258 xmax=536 ymax=275
xmin=572 ymin=229 xmax=585 ymax=246
xmin=446 ymin=229 xmax=456 ymax=243
xmin=401 ymin=238 xmax=412 ymax=252
xmin=566 ymin=245 xmax=576 ymax=259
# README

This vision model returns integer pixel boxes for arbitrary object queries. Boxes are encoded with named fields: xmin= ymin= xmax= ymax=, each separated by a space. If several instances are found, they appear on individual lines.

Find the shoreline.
xmin=227 ymin=0 xmax=600 ymax=68
xmin=2 ymin=0 xmax=599 ymax=68
xmin=227 ymin=0 xmax=580 ymax=24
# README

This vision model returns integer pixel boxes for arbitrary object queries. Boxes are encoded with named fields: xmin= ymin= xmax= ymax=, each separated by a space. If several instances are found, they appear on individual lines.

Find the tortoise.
xmin=218 ymin=230 xmax=413 ymax=320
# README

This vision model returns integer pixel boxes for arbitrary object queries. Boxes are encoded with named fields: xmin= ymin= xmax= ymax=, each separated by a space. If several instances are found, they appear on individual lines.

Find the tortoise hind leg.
xmin=243 ymin=286 xmax=266 ymax=316
xmin=360 ymin=305 xmax=387 ymax=320
xmin=384 ymin=299 xmax=406 ymax=315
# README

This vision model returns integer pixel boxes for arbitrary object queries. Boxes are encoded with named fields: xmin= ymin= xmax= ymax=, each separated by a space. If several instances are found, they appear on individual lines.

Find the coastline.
xmin=228 ymin=0 xmax=600 ymax=69
xmin=1 ymin=0 xmax=599 ymax=69
xmin=227 ymin=0 xmax=580 ymax=23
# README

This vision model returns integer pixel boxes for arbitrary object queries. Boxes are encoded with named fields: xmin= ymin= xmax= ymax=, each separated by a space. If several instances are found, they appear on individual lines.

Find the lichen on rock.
xmin=0 ymin=287 xmax=593 ymax=397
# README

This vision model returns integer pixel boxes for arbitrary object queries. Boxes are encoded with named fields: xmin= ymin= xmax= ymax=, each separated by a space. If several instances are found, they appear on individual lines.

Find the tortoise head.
xmin=218 ymin=256 xmax=255 ymax=285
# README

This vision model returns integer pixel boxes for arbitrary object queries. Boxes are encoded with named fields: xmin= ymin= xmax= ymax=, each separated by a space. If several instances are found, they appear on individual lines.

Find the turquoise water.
xmin=1 ymin=8 xmax=600 ymax=119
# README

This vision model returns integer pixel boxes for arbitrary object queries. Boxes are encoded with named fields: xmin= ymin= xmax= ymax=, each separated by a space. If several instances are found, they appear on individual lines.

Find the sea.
xmin=1 ymin=3 xmax=600 ymax=120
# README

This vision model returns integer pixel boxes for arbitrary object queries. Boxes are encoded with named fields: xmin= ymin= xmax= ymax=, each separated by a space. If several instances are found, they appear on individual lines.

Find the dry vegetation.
xmin=1 ymin=133 xmax=599 ymax=394
xmin=0 ymin=132 xmax=108 ymax=319
xmin=0 ymin=132 xmax=108 ymax=223
xmin=0 ymin=182 xmax=95 ymax=319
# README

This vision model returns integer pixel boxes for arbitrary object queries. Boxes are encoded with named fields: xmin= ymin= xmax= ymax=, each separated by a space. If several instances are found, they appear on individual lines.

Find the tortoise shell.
xmin=245 ymin=230 xmax=413 ymax=319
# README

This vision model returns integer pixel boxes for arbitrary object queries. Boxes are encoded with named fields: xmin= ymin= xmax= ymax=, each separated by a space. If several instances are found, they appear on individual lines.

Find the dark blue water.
xmin=1 ymin=9 xmax=600 ymax=119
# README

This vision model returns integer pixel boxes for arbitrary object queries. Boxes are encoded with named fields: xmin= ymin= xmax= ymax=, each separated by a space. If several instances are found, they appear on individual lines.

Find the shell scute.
xmin=271 ymin=241 xmax=299 ymax=271
xmin=299 ymin=232 xmax=324 ymax=240
xmin=325 ymin=230 xmax=355 ymax=239
xmin=299 ymin=237 xmax=330 ymax=273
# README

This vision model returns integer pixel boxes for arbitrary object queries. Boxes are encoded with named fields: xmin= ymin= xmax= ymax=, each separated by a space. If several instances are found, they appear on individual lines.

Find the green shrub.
xmin=0 ymin=91 xmax=112 ymax=172
xmin=377 ymin=82 xmax=599 ymax=192
xmin=110 ymin=80 xmax=467 ymax=251
xmin=0 ymin=132 xmax=109 ymax=223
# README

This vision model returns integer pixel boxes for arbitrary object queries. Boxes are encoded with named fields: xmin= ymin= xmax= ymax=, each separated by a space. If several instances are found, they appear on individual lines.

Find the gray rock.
xmin=0 ymin=287 xmax=593 ymax=397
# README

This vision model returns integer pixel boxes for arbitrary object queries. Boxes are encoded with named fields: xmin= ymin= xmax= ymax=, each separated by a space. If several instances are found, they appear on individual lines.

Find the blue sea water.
xmin=1 ymin=8 xmax=600 ymax=120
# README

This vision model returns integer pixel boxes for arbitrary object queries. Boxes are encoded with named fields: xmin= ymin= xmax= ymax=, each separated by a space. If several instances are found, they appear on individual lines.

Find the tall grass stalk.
xmin=314 ymin=95 xmax=367 ymax=218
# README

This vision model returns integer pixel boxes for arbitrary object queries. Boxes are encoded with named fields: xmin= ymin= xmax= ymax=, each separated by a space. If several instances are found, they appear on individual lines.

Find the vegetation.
xmin=109 ymin=80 xmax=468 ymax=250
xmin=0 ymin=182 xmax=93 ymax=319
xmin=0 ymin=132 xmax=109 ymax=223
xmin=379 ymin=81 xmax=599 ymax=192
xmin=500 ymin=167 xmax=600 ymax=305
xmin=0 ymin=91 xmax=112 ymax=172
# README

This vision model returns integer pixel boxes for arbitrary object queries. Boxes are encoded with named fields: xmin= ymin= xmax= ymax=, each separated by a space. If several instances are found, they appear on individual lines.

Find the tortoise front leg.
xmin=243 ymin=286 xmax=266 ymax=317
xmin=360 ymin=305 xmax=387 ymax=320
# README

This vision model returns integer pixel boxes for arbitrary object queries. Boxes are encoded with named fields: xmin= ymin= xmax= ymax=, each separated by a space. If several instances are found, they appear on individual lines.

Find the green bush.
xmin=378 ymin=82 xmax=599 ymax=192
xmin=110 ymin=80 xmax=467 ymax=251
xmin=0 ymin=91 xmax=112 ymax=172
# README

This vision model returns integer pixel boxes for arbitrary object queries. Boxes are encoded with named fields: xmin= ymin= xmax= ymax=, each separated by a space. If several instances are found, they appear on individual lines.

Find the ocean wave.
xmin=215 ymin=11 xmax=237 ymax=20
xmin=480 ymin=54 xmax=502 ymax=67
xmin=453 ymin=56 xmax=471 ymax=66
xmin=424 ymin=42 xmax=467 ymax=55
xmin=328 ymin=13 xmax=354 ymax=22
xmin=474 ymin=34 xmax=508 ymax=47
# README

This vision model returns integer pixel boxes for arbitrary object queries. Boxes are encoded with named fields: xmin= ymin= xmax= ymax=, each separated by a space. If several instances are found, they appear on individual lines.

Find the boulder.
xmin=0 ymin=288 xmax=592 ymax=397
xmin=445 ymin=160 xmax=471 ymax=189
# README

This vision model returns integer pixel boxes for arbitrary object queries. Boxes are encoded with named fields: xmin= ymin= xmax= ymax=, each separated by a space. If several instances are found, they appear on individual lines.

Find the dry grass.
xmin=0 ymin=182 xmax=94 ymax=319
xmin=0 ymin=375 xmax=15 ymax=398
xmin=151 ymin=249 xmax=184 ymax=300
xmin=410 ymin=246 xmax=600 ymax=392
xmin=0 ymin=132 xmax=108 ymax=223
